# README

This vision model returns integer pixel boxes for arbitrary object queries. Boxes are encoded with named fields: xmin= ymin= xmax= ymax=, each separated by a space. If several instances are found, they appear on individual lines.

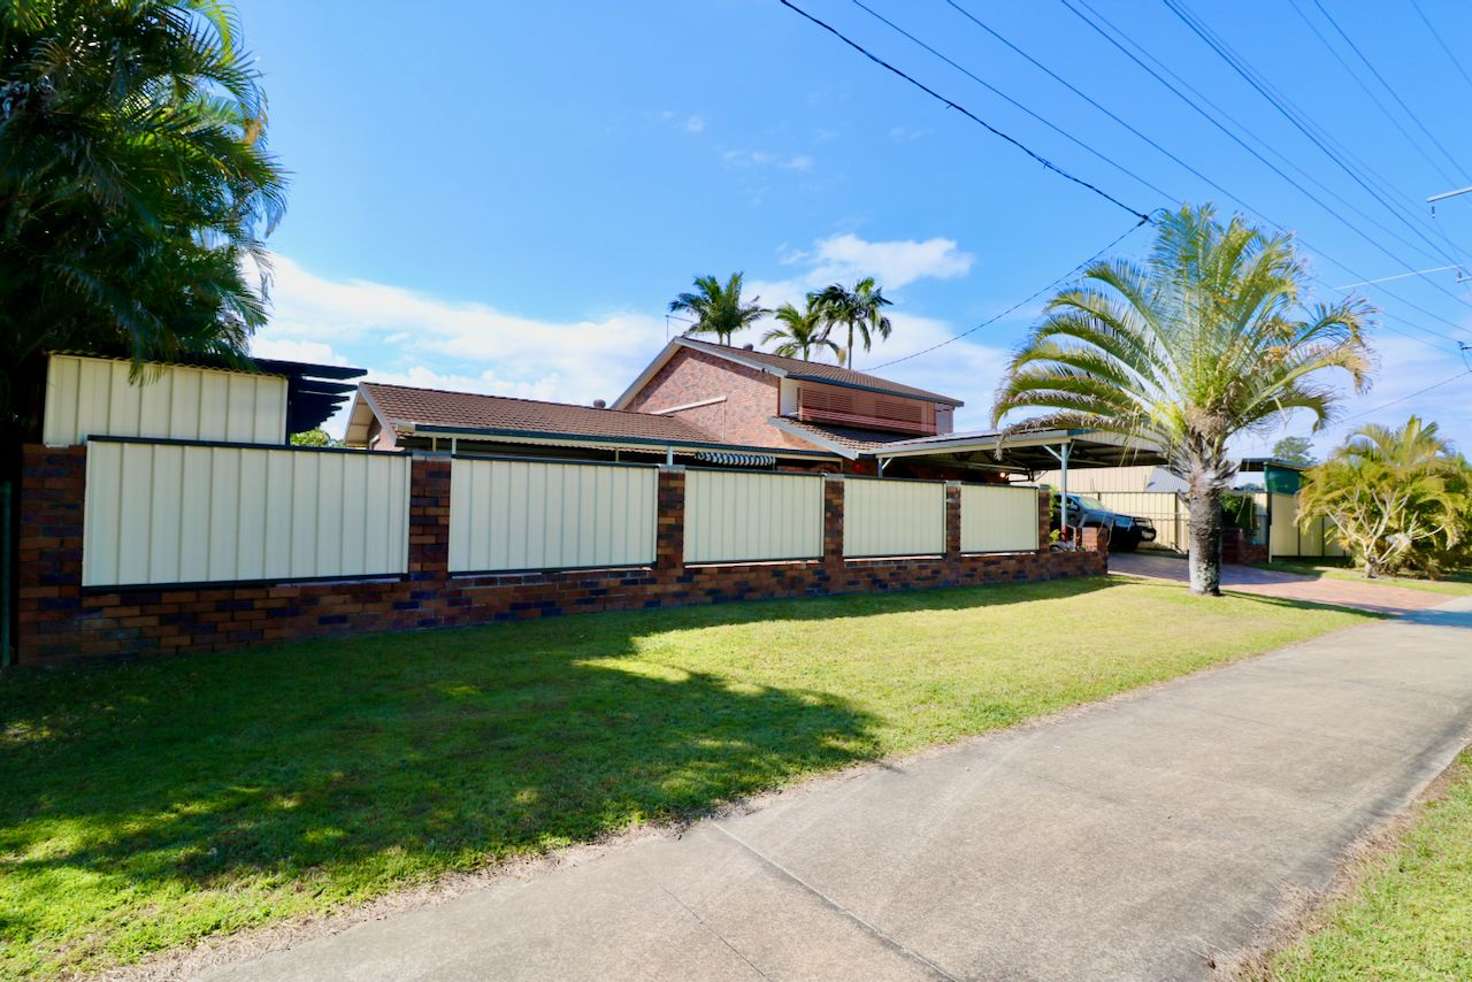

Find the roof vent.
xmin=592 ymin=399 xmax=607 ymax=409
xmin=742 ymin=343 xmax=755 ymax=351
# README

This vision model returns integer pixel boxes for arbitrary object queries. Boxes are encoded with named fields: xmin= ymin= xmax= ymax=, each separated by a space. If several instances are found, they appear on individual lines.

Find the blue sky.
xmin=243 ymin=0 xmax=1472 ymax=457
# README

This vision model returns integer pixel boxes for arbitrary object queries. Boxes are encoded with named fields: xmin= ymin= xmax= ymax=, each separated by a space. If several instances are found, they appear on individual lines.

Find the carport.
xmin=867 ymin=428 xmax=1168 ymax=546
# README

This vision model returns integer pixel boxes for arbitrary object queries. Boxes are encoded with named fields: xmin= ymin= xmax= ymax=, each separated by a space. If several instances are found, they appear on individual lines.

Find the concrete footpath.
xmin=208 ymin=599 xmax=1472 ymax=982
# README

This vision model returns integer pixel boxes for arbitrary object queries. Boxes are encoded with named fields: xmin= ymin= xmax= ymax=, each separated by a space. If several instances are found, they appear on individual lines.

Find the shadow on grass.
xmin=0 ymin=576 xmax=1120 ymax=964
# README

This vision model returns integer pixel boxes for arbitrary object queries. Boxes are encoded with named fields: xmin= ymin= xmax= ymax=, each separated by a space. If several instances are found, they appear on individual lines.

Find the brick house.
xmin=341 ymin=337 xmax=1020 ymax=480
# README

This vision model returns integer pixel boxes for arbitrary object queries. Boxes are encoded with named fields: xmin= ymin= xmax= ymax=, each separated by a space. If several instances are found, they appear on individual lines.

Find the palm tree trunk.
xmin=1185 ymin=481 xmax=1223 ymax=596
xmin=847 ymin=323 xmax=854 ymax=368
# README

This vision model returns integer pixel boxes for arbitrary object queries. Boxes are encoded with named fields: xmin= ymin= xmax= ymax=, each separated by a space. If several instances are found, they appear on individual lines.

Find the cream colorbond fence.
xmin=46 ymin=354 xmax=288 ymax=448
xmin=843 ymin=478 xmax=945 ymax=558
xmin=960 ymin=485 xmax=1040 ymax=553
xmin=684 ymin=469 xmax=823 ymax=564
xmin=449 ymin=457 xmax=657 ymax=573
xmin=83 ymin=438 xmax=410 ymax=588
xmin=1094 ymin=492 xmax=1185 ymax=551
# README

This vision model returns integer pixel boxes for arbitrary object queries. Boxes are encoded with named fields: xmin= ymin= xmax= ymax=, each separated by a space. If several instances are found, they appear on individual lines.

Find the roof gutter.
xmin=404 ymin=422 xmax=841 ymax=460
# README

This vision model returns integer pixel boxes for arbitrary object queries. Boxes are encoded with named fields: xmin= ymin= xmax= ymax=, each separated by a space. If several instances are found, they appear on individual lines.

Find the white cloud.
xmin=888 ymin=126 xmax=931 ymax=143
xmin=722 ymin=149 xmax=815 ymax=171
xmin=249 ymin=336 xmax=349 ymax=366
xmin=685 ymin=114 xmax=705 ymax=134
xmin=254 ymin=255 xmax=671 ymax=436
xmin=748 ymin=232 xmax=976 ymax=310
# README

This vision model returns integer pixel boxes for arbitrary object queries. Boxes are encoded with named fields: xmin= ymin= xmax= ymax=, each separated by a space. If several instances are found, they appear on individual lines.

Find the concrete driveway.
xmin=205 ymin=598 xmax=1472 ymax=982
xmin=1110 ymin=551 xmax=1448 ymax=616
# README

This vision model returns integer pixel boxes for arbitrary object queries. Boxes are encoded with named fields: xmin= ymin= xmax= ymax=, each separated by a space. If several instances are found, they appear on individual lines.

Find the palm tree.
xmin=813 ymin=277 xmax=893 ymax=367
xmin=762 ymin=298 xmax=844 ymax=363
xmin=1 ymin=0 xmax=286 ymax=439
xmin=992 ymin=204 xmax=1372 ymax=596
xmin=668 ymin=273 xmax=768 ymax=346
xmin=1299 ymin=417 xmax=1467 ymax=578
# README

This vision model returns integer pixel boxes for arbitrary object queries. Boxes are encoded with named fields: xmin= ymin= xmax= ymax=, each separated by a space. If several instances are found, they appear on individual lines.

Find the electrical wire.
xmin=1334 ymin=369 xmax=1471 ymax=425
xmin=1285 ymin=0 xmax=1459 ymax=189
xmin=1061 ymin=0 xmax=1471 ymax=270
xmin=1309 ymin=0 xmax=1471 ymax=183
xmin=934 ymin=0 xmax=1472 ymax=346
xmin=1410 ymin=0 xmax=1472 ymax=102
xmin=781 ymin=0 xmax=1466 ymax=362
xmin=865 ymin=215 xmax=1154 ymax=371
xmin=1050 ymin=0 xmax=1472 ymax=346
xmin=848 ymin=0 xmax=1178 ymax=204
xmin=775 ymin=0 xmax=1152 ymax=221
xmin=1164 ymin=0 xmax=1472 ymax=306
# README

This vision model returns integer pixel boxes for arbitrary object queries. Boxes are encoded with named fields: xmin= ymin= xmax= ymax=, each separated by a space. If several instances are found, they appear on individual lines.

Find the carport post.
xmin=1042 ymin=441 xmax=1072 ymax=549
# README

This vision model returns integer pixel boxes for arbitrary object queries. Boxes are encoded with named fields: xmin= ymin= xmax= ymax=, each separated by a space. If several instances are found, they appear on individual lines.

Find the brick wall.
xmin=623 ymin=347 xmax=815 ymax=451
xmin=13 ymin=445 xmax=1107 ymax=666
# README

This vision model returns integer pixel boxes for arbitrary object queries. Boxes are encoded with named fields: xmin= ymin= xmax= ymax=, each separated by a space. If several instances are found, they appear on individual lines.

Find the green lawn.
xmin=1 ymin=576 xmax=1370 ymax=978
xmin=1255 ymin=560 xmax=1472 ymax=598
xmin=1271 ymin=750 xmax=1472 ymax=980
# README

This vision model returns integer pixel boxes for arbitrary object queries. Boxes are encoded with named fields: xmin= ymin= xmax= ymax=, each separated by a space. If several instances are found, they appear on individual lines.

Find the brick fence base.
xmin=15 ymin=445 xmax=1107 ymax=666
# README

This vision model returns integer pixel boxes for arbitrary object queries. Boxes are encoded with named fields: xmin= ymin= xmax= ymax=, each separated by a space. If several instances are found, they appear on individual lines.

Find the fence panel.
xmin=960 ymin=485 xmax=1039 ymax=553
xmin=83 ymin=439 xmax=410 ymax=588
xmin=46 ymin=354 xmax=288 ymax=447
xmin=449 ymin=457 xmax=656 ymax=573
xmin=1268 ymin=493 xmax=1299 ymax=557
xmin=1094 ymin=492 xmax=1184 ymax=551
xmin=842 ymin=478 xmax=944 ymax=558
xmin=684 ymin=469 xmax=823 ymax=564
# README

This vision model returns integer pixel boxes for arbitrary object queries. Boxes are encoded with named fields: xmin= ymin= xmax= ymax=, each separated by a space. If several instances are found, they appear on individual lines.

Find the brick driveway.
xmin=1110 ymin=552 xmax=1447 ymax=616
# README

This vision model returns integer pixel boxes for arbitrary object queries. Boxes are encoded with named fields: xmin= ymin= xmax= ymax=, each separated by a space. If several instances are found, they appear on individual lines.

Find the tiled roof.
xmin=361 ymin=382 xmax=722 ymax=445
xmin=678 ymin=338 xmax=964 ymax=406
xmin=771 ymin=417 xmax=921 ymax=457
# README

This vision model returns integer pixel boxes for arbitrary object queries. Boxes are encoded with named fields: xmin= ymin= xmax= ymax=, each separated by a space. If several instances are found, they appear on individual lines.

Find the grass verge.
xmin=1 ymin=575 xmax=1369 ymax=978
xmin=1255 ymin=560 xmax=1472 ymax=598
xmin=1269 ymin=749 xmax=1472 ymax=980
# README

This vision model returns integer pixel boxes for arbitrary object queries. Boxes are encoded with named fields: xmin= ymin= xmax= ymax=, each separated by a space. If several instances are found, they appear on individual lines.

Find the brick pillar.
xmin=15 ymin=444 xmax=86 ymax=665
xmin=657 ymin=467 xmax=685 ymax=571
xmin=1081 ymin=525 xmax=1111 ymax=554
xmin=1037 ymin=489 xmax=1051 ymax=552
xmin=823 ymin=476 xmax=844 ymax=569
xmin=408 ymin=454 xmax=451 ymax=580
xmin=945 ymin=482 xmax=962 ymax=559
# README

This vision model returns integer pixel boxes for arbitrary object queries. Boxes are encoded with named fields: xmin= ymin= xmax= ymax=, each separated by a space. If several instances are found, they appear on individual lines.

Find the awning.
xmin=693 ymin=450 xmax=777 ymax=467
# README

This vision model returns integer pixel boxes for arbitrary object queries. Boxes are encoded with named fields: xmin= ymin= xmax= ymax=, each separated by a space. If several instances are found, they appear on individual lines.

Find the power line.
xmin=1335 ymin=369 xmax=1471 ymax=425
xmin=865 ymin=215 xmax=1153 ymax=371
xmin=1162 ymin=0 xmax=1472 ymax=313
xmin=774 ymin=0 xmax=1152 ymax=221
xmin=1410 ymin=0 xmax=1472 ymax=102
xmin=1309 ymin=0 xmax=1472 ymax=184
xmin=1061 ymin=0 xmax=1471 ymax=270
xmin=1286 ymin=0 xmax=1460 ymax=189
xmin=847 ymin=0 xmax=1178 ymax=204
xmin=782 ymin=0 xmax=1466 ymax=362
xmin=938 ymin=0 xmax=1472 ymax=347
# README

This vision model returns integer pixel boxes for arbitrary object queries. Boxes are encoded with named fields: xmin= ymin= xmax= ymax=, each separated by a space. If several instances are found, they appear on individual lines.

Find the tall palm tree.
xmin=813 ymin=277 xmax=892 ymax=367
xmin=762 ymin=297 xmax=844 ymax=363
xmin=992 ymin=204 xmax=1372 ymax=595
xmin=668 ymin=273 xmax=767 ymax=346
xmin=1 ymin=0 xmax=286 ymax=439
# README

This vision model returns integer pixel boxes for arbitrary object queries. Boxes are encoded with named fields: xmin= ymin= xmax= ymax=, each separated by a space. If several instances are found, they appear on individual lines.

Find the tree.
xmin=1298 ymin=417 xmax=1468 ymax=578
xmin=290 ymin=428 xmax=335 ymax=448
xmin=762 ymin=297 xmax=844 ymax=363
xmin=813 ymin=277 xmax=892 ymax=367
xmin=1271 ymin=435 xmax=1315 ymax=467
xmin=992 ymin=204 xmax=1372 ymax=596
xmin=1 ymin=0 xmax=286 ymax=443
xmin=668 ymin=273 xmax=767 ymax=346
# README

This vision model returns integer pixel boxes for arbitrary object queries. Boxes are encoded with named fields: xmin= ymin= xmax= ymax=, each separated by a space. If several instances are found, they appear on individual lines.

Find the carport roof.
xmin=870 ymin=427 xmax=1168 ymax=474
